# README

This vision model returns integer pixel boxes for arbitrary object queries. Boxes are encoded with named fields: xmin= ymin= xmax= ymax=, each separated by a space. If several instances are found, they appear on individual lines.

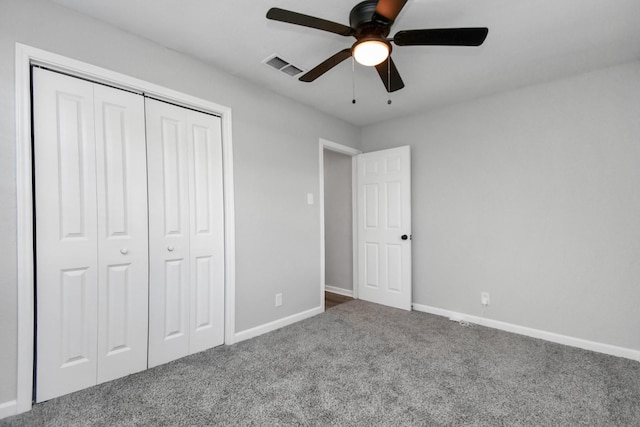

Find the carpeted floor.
xmin=3 ymin=300 xmax=639 ymax=426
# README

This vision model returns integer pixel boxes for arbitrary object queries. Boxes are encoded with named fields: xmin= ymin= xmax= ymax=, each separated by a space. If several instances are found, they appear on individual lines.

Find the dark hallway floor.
xmin=325 ymin=291 xmax=353 ymax=309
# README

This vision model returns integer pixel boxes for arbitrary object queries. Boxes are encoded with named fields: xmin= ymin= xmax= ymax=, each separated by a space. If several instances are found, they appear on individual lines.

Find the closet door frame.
xmin=14 ymin=43 xmax=236 ymax=416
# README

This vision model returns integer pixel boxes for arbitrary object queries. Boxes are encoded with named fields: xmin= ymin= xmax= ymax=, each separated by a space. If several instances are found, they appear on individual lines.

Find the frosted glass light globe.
xmin=353 ymin=40 xmax=390 ymax=66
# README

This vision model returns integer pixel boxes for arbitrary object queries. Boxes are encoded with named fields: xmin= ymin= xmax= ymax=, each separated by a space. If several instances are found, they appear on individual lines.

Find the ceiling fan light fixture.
xmin=352 ymin=39 xmax=390 ymax=66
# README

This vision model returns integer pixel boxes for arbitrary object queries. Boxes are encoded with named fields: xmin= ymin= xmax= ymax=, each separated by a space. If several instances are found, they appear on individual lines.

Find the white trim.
xmin=233 ymin=306 xmax=323 ymax=343
xmin=321 ymin=139 xmax=361 ymax=156
xmin=325 ymin=286 xmax=354 ymax=298
xmin=319 ymin=144 xmax=326 ymax=312
xmin=351 ymin=155 xmax=358 ymax=300
xmin=319 ymin=138 xmax=361 ymax=312
xmin=15 ymin=43 xmax=35 ymax=416
xmin=0 ymin=400 xmax=18 ymax=419
xmin=14 ymin=43 xmax=237 ymax=415
xmin=412 ymin=303 xmax=640 ymax=362
xmin=221 ymin=111 xmax=237 ymax=346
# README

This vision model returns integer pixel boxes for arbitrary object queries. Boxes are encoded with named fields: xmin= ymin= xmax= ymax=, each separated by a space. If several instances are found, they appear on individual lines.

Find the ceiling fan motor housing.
xmin=350 ymin=0 xmax=392 ymax=39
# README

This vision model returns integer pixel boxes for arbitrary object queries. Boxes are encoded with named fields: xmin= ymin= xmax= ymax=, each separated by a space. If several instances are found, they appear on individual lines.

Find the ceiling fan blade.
xmin=375 ymin=57 xmax=405 ymax=92
xmin=373 ymin=0 xmax=408 ymax=24
xmin=266 ymin=8 xmax=353 ymax=37
xmin=394 ymin=28 xmax=489 ymax=46
xmin=299 ymin=49 xmax=352 ymax=83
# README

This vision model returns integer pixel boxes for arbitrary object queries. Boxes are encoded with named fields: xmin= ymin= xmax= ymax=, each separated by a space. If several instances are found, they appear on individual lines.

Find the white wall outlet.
xmin=481 ymin=292 xmax=490 ymax=306
xmin=275 ymin=293 xmax=283 ymax=307
xmin=306 ymin=193 xmax=314 ymax=205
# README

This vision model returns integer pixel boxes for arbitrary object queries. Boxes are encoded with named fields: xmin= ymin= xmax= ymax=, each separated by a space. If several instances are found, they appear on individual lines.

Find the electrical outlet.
xmin=481 ymin=292 xmax=490 ymax=306
xmin=275 ymin=293 xmax=283 ymax=307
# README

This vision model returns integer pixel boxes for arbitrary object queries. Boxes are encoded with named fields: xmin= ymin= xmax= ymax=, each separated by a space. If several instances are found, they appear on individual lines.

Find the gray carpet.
xmin=3 ymin=300 xmax=639 ymax=426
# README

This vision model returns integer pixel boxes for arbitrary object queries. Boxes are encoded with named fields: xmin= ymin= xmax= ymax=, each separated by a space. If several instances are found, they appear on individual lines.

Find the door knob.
xmin=167 ymin=245 xmax=174 ymax=252
xmin=120 ymin=248 xmax=129 ymax=255
xmin=401 ymin=235 xmax=408 ymax=240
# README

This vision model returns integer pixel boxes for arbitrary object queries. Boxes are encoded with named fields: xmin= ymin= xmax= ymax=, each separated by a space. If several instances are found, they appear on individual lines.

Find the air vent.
xmin=266 ymin=56 xmax=288 ymax=70
xmin=281 ymin=64 xmax=303 ymax=76
xmin=262 ymin=55 xmax=305 ymax=77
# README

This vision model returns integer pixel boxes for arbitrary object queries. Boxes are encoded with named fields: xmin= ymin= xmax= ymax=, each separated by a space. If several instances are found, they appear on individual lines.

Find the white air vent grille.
xmin=262 ymin=55 xmax=305 ymax=77
xmin=281 ymin=64 xmax=303 ymax=76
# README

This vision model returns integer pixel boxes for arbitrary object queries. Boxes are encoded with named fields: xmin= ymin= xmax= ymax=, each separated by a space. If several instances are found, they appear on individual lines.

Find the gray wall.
xmin=0 ymin=0 xmax=360 ymax=404
xmin=323 ymin=149 xmax=353 ymax=293
xmin=361 ymin=61 xmax=640 ymax=351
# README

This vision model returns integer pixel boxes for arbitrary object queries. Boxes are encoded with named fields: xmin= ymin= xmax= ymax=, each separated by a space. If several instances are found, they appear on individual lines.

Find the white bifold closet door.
xmin=34 ymin=68 xmax=149 ymax=402
xmin=146 ymin=98 xmax=225 ymax=368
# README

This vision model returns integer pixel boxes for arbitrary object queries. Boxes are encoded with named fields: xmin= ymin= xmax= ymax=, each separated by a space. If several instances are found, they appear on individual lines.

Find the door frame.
xmin=14 ymin=43 xmax=236 ymax=415
xmin=319 ymin=138 xmax=361 ymax=310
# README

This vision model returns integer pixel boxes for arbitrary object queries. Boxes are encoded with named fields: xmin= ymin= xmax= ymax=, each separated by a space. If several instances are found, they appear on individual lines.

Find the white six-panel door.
xmin=146 ymin=99 xmax=225 ymax=368
xmin=34 ymin=68 xmax=149 ymax=401
xmin=357 ymin=146 xmax=412 ymax=310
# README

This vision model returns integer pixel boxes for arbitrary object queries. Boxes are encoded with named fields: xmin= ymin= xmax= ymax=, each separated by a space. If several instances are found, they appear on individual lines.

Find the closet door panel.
xmin=186 ymin=111 xmax=225 ymax=353
xmin=94 ymin=85 xmax=149 ymax=383
xmin=146 ymin=99 xmax=191 ymax=367
xmin=34 ymin=68 xmax=99 ymax=402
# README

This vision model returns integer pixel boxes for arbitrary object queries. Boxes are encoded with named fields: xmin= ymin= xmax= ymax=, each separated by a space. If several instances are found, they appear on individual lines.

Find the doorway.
xmin=319 ymin=141 xmax=413 ymax=312
xmin=319 ymin=139 xmax=360 ymax=310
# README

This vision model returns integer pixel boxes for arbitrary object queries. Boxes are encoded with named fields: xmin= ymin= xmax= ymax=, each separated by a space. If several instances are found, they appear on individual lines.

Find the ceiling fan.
xmin=266 ymin=0 xmax=488 ymax=92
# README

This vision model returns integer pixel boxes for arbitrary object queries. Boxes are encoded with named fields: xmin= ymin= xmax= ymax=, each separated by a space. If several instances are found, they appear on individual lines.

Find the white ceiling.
xmin=50 ymin=0 xmax=640 ymax=127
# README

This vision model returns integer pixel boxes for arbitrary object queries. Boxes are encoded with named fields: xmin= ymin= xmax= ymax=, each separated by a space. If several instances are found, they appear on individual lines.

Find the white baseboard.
xmin=412 ymin=303 xmax=640 ymax=362
xmin=233 ymin=306 xmax=323 ymax=344
xmin=324 ymin=285 xmax=354 ymax=298
xmin=0 ymin=400 xmax=17 ymax=420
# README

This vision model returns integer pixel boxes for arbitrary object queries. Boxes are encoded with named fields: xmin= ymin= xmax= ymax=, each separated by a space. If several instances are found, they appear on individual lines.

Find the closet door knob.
xmin=167 ymin=245 xmax=174 ymax=252
xmin=401 ymin=235 xmax=408 ymax=240
xmin=120 ymin=248 xmax=129 ymax=255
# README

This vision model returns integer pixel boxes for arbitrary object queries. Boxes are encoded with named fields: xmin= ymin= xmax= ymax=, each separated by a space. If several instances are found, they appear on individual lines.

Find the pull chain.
xmin=352 ymin=57 xmax=356 ymax=104
xmin=387 ymin=59 xmax=392 ymax=105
